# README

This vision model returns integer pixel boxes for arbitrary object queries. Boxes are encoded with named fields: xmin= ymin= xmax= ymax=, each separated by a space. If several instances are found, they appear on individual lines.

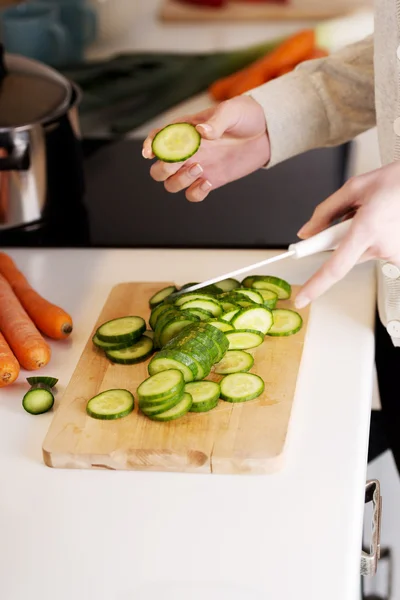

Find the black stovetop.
xmin=0 ymin=138 xmax=350 ymax=250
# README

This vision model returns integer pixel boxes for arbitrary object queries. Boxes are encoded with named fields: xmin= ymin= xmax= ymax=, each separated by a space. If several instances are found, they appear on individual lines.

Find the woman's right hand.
xmin=142 ymin=95 xmax=271 ymax=203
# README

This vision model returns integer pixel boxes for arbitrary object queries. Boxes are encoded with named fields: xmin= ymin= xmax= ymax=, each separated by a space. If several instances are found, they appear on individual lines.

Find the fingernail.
xmin=189 ymin=163 xmax=203 ymax=177
xmin=297 ymin=223 xmax=310 ymax=237
xmin=294 ymin=295 xmax=309 ymax=309
xmin=197 ymin=123 xmax=213 ymax=135
xmin=200 ymin=180 xmax=212 ymax=192
xmin=142 ymin=148 xmax=150 ymax=159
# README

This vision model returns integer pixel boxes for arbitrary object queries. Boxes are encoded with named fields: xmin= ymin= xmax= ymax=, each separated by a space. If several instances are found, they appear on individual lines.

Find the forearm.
xmin=246 ymin=35 xmax=376 ymax=167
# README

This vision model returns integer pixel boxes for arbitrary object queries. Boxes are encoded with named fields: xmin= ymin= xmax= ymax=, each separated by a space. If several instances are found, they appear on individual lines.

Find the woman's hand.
xmin=142 ymin=96 xmax=270 ymax=202
xmin=295 ymin=161 xmax=400 ymax=308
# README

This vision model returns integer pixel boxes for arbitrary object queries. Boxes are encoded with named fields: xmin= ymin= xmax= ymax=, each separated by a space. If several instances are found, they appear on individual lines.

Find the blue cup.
xmin=0 ymin=2 xmax=69 ymax=67
xmin=40 ymin=0 xmax=97 ymax=63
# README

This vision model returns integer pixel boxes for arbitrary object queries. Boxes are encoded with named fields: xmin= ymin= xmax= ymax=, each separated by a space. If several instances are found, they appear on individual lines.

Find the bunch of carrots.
xmin=209 ymin=29 xmax=328 ymax=101
xmin=0 ymin=252 xmax=73 ymax=388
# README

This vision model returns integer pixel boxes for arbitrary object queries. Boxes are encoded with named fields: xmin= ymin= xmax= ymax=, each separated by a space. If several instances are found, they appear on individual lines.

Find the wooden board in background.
xmin=42 ymin=282 xmax=310 ymax=475
xmin=160 ymin=0 xmax=367 ymax=22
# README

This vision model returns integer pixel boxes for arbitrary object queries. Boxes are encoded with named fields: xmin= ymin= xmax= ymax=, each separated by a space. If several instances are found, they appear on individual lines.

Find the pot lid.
xmin=0 ymin=44 xmax=71 ymax=130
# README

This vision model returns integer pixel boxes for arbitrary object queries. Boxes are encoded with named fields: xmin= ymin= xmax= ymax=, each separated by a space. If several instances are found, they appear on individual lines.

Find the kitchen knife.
xmin=172 ymin=218 xmax=353 ymax=297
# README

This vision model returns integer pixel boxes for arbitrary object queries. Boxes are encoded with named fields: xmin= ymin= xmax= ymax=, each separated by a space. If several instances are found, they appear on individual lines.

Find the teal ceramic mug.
xmin=40 ymin=0 xmax=97 ymax=63
xmin=0 ymin=2 xmax=69 ymax=66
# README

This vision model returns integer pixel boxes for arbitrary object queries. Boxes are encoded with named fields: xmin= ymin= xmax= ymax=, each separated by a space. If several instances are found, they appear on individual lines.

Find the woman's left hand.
xmin=295 ymin=161 xmax=400 ymax=308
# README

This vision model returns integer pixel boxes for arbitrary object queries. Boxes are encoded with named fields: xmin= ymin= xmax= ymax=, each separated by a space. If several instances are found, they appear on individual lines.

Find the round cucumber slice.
xmin=231 ymin=306 xmax=273 ymax=335
xmin=231 ymin=289 xmax=263 ymax=304
xmin=93 ymin=333 xmax=135 ymax=351
xmin=208 ymin=320 xmax=234 ymax=333
xmin=106 ymin=336 xmax=154 ymax=364
xmin=220 ymin=373 xmax=265 ymax=403
xmin=267 ymin=309 xmax=303 ymax=336
xmin=258 ymin=289 xmax=278 ymax=309
xmin=214 ymin=350 xmax=254 ymax=375
xmin=215 ymin=278 xmax=240 ymax=292
xmin=221 ymin=309 xmax=240 ymax=323
xmin=23 ymin=388 xmax=54 ymax=415
xmin=174 ymin=293 xmax=215 ymax=307
xmin=148 ymin=350 xmax=197 ymax=382
xmin=225 ymin=329 xmax=264 ymax=350
xmin=149 ymin=285 xmax=177 ymax=308
xmin=137 ymin=369 xmax=184 ymax=402
xmin=248 ymin=276 xmax=292 ymax=300
xmin=185 ymin=381 xmax=220 ymax=413
xmin=147 ymin=392 xmax=193 ymax=421
xmin=152 ymin=123 xmax=201 ymax=163
xmin=97 ymin=316 xmax=146 ymax=343
xmin=140 ymin=391 xmax=183 ymax=416
xmin=86 ymin=389 xmax=134 ymax=420
xmin=180 ymin=299 xmax=222 ymax=318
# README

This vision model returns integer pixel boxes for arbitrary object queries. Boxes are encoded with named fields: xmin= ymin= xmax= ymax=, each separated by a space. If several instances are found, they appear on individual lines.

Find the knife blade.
xmin=171 ymin=219 xmax=353 ymax=297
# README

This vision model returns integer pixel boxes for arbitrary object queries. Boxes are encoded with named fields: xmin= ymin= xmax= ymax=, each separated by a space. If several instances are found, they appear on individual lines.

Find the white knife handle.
xmin=288 ymin=219 xmax=353 ymax=259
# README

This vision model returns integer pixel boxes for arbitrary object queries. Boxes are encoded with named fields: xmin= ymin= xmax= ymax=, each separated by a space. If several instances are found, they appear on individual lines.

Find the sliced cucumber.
xmin=147 ymin=392 xmax=193 ymax=421
xmin=106 ymin=336 xmax=154 ymax=364
xmin=137 ymin=369 xmax=184 ymax=402
xmin=214 ymin=350 xmax=254 ymax=375
xmin=258 ymin=289 xmax=278 ymax=309
xmin=152 ymin=123 xmax=201 ymax=163
xmin=208 ymin=319 xmax=234 ymax=333
xmin=143 ymin=330 xmax=154 ymax=340
xmin=221 ymin=309 xmax=240 ymax=322
xmin=185 ymin=381 xmax=220 ymax=413
xmin=231 ymin=306 xmax=273 ymax=335
xmin=248 ymin=276 xmax=292 ymax=300
xmin=92 ymin=333 xmax=134 ymax=351
xmin=149 ymin=285 xmax=177 ymax=308
xmin=23 ymin=387 xmax=54 ymax=415
xmin=220 ymin=373 xmax=264 ymax=403
xmin=220 ymin=300 xmax=241 ymax=312
xmin=148 ymin=350 xmax=197 ymax=382
xmin=231 ymin=289 xmax=263 ymax=304
xmin=86 ymin=389 xmax=134 ymax=420
xmin=215 ymin=278 xmax=240 ymax=292
xmin=174 ymin=293 xmax=215 ymax=307
xmin=149 ymin=303 xmax=173 ymax=331
xmin=26 ymin=376 xmax=58 ymax=388
xmin=225 ymin=329 xmax=264 ymax=350
xmin=97 ymin=316 xmax=146 ymax=343
xmin=241 ymin=276 xmax=255 ymax=288
xmin=159 ymin=315 xmax=199 ymax=348
xmin=183 ymin=308 xmax=213 ymax=321
xmin=268 ymin=309 xmax=303 ymax=336
xmin=180 ymin=299 xmax=222 ymax=318
xmin=140 ymin=391 xmax=183 ymax=416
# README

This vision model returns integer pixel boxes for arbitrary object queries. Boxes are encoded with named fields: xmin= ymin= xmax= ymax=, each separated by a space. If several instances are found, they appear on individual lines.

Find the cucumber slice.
xmin=248 ymin=276 xmax=292 ymax=300
xmin=149 ymin=303 xmax=173 ymax=331
xmin=23 ymin=387 xmax=54 ymax=415
xmin=220 ymin=300 xmax=241 ymax=312
xmin=215 ymin=278 xmax=240 ymax=292
xmin=175 ymin=293 xmax=215 ymax=307
xmin=241 ymin=276 xmax=255 ymax=288
xmin=148 ymin=350 xmax=197 ymax=382
xmin=180 ymin=299 xmax=222 ymax=318
xmin=185 ymin=381 xmax=220 ymax=413
xmin=220 ymin=373 xmax=264 ymax=403
xmin=152 ymin=123 xmax=201 ymax=163
xmin=140 ymin=391 xmax=183 ymax=416
xmin=26 ymin=376 xmax=58 ymax=388
xmin=214 ymin=350 xmax=254 ymax=375
xmin=147 ymin=392 xmax=193 ymax=421
xmin=183 ymin=308 xmax=213 ymax=321
xmin=137 ymin=369 xmax=184 ymax=402
xmin=221 ymin=309 xmax=240 ymax=322
xmin=149 ymin=285 xmax=177 ymax=308
xmin=97 ymin=316 xmax=146 ymax=343
xmin=208 ymin=319 xmax=234 ymax=333
xmin=143 ymin=330 xmax=154 ymax=340
xmin=231 ymin=289 xmax=263 ymax=304
xmin=231 ymin=306 xmax=273 ymax=335
xmin=159 ymin=315 xmax=199 ymax=348
xmin=92 ymin=333 xmax=134 ymax=351
xmin=258 ymin=289 xmax=278 ymax=309
xmin=86 ymin=389 xmax=134 ymax=420
xmin=106 ymin=336 xmax=154 ymax=364
xmin=268 ymin=309 xmax=303 ymax=337
xmin=225 ymin=329 xmax=264 ymax=350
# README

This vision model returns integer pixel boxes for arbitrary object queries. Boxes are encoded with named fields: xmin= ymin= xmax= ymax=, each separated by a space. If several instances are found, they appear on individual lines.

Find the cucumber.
xmin=143 ymin=330 xmax=154 ymax=340
xmin=208 ymin=320 xmax=234 ymax=333
xmin=215 ymin=278 xmax=240 ymax=292
xmin=231 ymin=306 xmax=273 ymax=335
xmin=159 ymin=315 xmax=199 ymax=348
xmin=246 ymin=276 xmax=292 ymax=300
xmin=175 ymin=293 xmax=215 ymax=307
xmin=225 ymin=329 xmax=264 ymax=350
xmin=220 ymin=373 xmax=264 ymax=403
xmin=183 ymin=308 xmax=213 ymax=321
xmin=148 ymin=350 xmax=197 ymax=382
xmin=105 ymin=336 xmax=154 ymax=364
xmin=258 ymin=289 xmax=278 ymax=309
xmin=137 ymin=369 xmax=184 ymax=402
xmin=214 ymin=350 xmax=254 ymax=375
xmin=220 ymin=300 xmax=241 ymax=312
xmin=23 ymin=385 xmax=54 ymax=415
xmin=149 ymin=303 xmax=173 ymax=331
xmin=152 ymin=123 xmax=201 ymax=163
xmin=147 ymin=392 xmax=193 ymax=421
xmin=180 ymin=298 xmax=222 ymax=318
xmin=97 ymin=316 xmax=146 ymax=343
xmin=140 ymin=391 xmax=183 ymax=416
xmin=231 ymin=289 xmax=263 ymax=304
xmin=149 ymin=285 xmax=177 ymax=308
xmin=86 ymin=389 xmax=134 ymax=420
xmin=185 ymin=381 xmax=220 ymax=413
xmin=92 ymin=333 xmax=135 ymax=351
xmin=241 ymin=276 xmax=255 ymax=288
xmin=267 ymin=309 xmax=303 ymax=336
xmin=26 ymin=376 xmax=58 ymax=388
xmin=221 ymin=309 xmax=240 ymax=322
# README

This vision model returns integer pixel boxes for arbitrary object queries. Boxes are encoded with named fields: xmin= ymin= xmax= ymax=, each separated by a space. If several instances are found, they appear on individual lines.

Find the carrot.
xmin=275 ymin=47 xmax=329 ymax=78
xmin=0 ymin=332 xmax=20 ymax=387
xmin=0 ymin=252 xmax=73 ymax=340
xmin=0 ymin=274 xmax=51 ymax=370
xmin=209 ymin=70 xmax=247 ymax=101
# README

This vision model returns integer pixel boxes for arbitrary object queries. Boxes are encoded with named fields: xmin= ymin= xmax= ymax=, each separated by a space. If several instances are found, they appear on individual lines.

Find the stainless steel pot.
xmin=0 ymin=47 xmax=83 ymax=230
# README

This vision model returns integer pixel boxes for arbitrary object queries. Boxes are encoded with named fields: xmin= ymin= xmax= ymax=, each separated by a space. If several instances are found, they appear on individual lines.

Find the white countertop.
xmin=0 ymin=247 xmax=376 ymax=600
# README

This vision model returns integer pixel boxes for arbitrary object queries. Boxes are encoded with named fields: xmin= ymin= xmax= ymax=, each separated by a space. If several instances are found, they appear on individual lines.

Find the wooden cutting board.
xmin=160 ymin=0 xmax=367 ymax=22
xmin=42 ymin=282 xmax=310 ymax=475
